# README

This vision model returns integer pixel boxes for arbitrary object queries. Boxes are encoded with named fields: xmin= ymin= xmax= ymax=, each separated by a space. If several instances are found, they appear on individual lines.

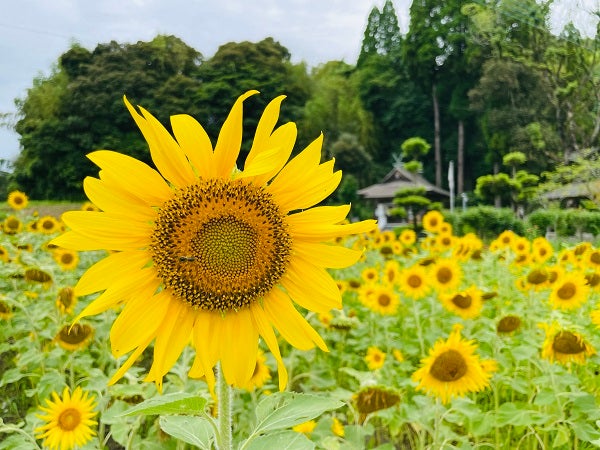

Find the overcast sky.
xmin=0 ymin=0 xmax=598 ymax=164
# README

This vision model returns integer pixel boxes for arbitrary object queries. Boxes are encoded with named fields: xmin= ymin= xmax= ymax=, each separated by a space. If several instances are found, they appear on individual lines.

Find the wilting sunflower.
xmin=549 ymin=272 xmax=589 ymax=310
xmin=353 ymin=385 xmax=400 ymax=417
xmin=496 ymin=315 xmax=522 ymax=334
xmin=51 ymin=92 xmax=375 ymax=391
xmin=3 ymin=215 xmax=22 ymax=234
xmin=55 ymin=323 xmax=94 ymax=351
xmin=241 ymin=350 xmax=271 ymax=391
xmin=429 ymin=258 xmax=462 ymax=292
xmin=24 ymin=268 xmax=53 ymax=285
xmin=398 ymin=264 xmax=431 ymax=299
xmin=439 ymin=285 xmax=483 ymax=319
xmin=53 ymin=249 xmax=79 ymax=271
xmin=56 ymin=287 xmax=77 ymax=315
xmin=37 ymin=216 xmax=61 ymax=235
xmin=0 ymin=299 xmax=12 ymax=320
xmin=365 ymin=346 xmax=386 ymax=370
xmin=422 ymin=210 xmax=444 ymax=233
xmin=412 ymin=326 xmax=496 ymax=404
xmin=540 ymin=323 xmax=595 ymax=365
xmin=35 ymin=386 xmax=97 ymax=450
xmin=366 ymin=285 xmax=399 ymax=315
xmin=7 ymin=190 xmax=28 ymax=210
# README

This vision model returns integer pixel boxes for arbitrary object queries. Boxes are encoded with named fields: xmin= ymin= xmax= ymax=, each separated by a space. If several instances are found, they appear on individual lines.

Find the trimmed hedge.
xmin=444 ymin=207 xmax=600 ymax=240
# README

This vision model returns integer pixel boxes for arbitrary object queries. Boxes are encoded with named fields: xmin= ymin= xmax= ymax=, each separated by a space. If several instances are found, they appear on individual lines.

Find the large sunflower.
xmin=412 ymin=326 xmax=496 ymax=404
xmin=52 ymin=92 xmax=376 ymax=391
xmin=35 ymin=386 xmax=97 ymax=450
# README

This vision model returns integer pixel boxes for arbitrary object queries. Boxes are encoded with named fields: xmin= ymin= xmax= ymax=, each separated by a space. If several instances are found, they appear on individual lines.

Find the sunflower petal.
xmin=87 ymin=150 xmax=172 ymax=204
xmin=262 ymin=289 xmax=327 ymax=351
xmin=249 ymin=302 xmax=288 ymax=391
xmin=283 ymin=258 xmax=342 ymax=313
xmin=171 ymin=114 xmax=215 ymax=178
xmin=110 ymin=290 xmax=171 ymax=357
xmin=220 ymin=308 xmax=258 ymax=387
xmin=213 ymin=90 xmax=258 ymax=177
xmin=245 ymin=95 xmax=286 ymax=167
xmin=124 ymin=97 xmax=196 ymax=187
xmin=145 ymin=297 xmax=196 ymax=391
xmin=83 ymin=176 xmax=155 ymax=220
xmin=108 ymin=334 xmax=155 ymax=386
xmin=294 ymin=242 xmax=363 ymax=269
xmin=75 ymin=250 xmax=151 ymax=296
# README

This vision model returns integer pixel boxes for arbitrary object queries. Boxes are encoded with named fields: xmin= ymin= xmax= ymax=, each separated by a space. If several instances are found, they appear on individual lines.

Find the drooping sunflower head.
xmin=52 ymin=91 xmax=376 ymax=392
xmin=412 ymin=326 xmax=496 ymax=404
xmin=549 ymin=272 xmax=589 ymax=310
xmin=540 ymin=323 xmax=595 ymax=365
xmin=55 ymin=323 xmax=94 ymax=351
xmin=0 ymin=298 xmax=12 ymax=320
xmin=7 ymin=190 xmax=28 ymax=210
xmin=496 ymin=315 xmax=522 ymax=334
xmin=24 ymin=268 xmax=53 ymax=285
xmin=56 ymin=287 xmax=77 ymax=315
xmin=353 ymin=385 xmax=401 ymax=417
xmin=35 ymin=386 xmax=98 ymax=450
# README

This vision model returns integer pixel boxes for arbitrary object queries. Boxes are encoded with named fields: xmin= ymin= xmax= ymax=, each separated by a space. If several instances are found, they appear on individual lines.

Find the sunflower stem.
xmin=216 ymin=363 xmax=233 ymax=450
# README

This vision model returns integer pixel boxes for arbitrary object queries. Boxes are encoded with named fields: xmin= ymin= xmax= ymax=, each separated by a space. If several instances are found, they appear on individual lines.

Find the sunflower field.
xmin=1 ymin=199 xmax=600 ymax=449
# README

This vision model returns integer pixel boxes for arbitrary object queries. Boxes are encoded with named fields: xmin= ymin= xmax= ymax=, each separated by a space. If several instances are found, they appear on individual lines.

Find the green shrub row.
xmin=443 ymin=206 xmax=600 ymax=240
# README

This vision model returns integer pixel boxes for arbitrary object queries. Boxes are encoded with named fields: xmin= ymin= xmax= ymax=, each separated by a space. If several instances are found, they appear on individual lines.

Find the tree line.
xmin=6 ymin=0 xmax=600 ymax=216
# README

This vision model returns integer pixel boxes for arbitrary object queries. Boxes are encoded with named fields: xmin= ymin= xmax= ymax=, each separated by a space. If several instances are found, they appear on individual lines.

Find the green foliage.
xmin=527 ymin=208 xmax=600 ymax=237
xmin=400 ymin=137 xmax=430 ymax=161
xmin=403 ymin=160 xmax=422 ymax=174
xmin=502 ymin=151 xmax=526 ymax=169
xmin=357 ymin=0 xmax=402 ymax=66
xmin=451 ymin=206 xmax=526 ymax=238
xmin=475 ymin=173 xmax=518 ymax=205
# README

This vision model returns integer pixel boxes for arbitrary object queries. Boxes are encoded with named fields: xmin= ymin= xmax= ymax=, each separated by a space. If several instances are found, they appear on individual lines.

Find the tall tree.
xmin=13 ymin=35 xmax=204 ymax=199
xmin=357 ymin=0 xmax=402 ymax=66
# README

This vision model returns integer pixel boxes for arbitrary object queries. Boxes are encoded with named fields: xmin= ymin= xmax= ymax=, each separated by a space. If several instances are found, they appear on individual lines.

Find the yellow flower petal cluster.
xmin=52 ymin=91 xmax=376 ymax=392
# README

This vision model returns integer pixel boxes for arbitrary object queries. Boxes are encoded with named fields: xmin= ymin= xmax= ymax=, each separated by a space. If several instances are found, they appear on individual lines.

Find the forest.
xmin=6 ymin=0 xmax=600 ymax=216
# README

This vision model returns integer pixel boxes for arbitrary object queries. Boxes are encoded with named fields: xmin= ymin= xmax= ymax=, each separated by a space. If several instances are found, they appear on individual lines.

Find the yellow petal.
xmin=108 ymin=334 xmax=155 ymax=386
xmin=262 ymin=289 xmax=327 ymax=351
xmin=124 ymin=96 xmax=196 ymax=187
xmin=293 ymin=242 xmax=363 ymax=269
xmin=83 ymin=176 xmax=156 ymax=220
xmin=249 ymin=302 xmax=288 ymax=391
xmin=75 ymin=250 xmax=151 ymax=296
xmin=288 ymin=205 xmax=351 ymax=226
xmin=245 ymin=95 xmax=286 ymax=167
xmin=50 ymin=231 xmax=115 ymax=251
xmin=213 ymin=90 xmax=258 ymax=177
xmin=144 ymin=296 xmax=196 ymax=390
xmin=87 ymin=150 xmax=172 ymax=204
xmin=61 ymin=211 xmax=152 ymax=250
xmin=189 ymin=310 xmax=220 ymax=395
xmin=110 ymin=290 xmax=171 ymax=357
xmin=75 ymin=272 xmax=160 ymax=319
xmin=247 ymin=123 xmax=297 ymax=186
xmin=220 ymin=308 xmax=258 ymax=387
xmin=171 ymin=114 xmax=215 ymax=178
xmin=282 ymin=258 xmax=342 ymax=313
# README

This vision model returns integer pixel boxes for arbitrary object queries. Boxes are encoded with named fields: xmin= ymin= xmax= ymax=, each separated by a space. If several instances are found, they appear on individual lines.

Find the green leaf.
xmin=572 ymin=421 xmax=600 ymax=442
xmin=120 ymin=392 xmax=207 ymax=417
xmin=253 ymin=392 xmax=343 ymax=434
xmin=159 ymin=415 xmax=214 ymax=450
xmin=494 ymin=402 xmax=547 ymax=427
xmin=245 ymin=430 xmax=315 ymax=450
